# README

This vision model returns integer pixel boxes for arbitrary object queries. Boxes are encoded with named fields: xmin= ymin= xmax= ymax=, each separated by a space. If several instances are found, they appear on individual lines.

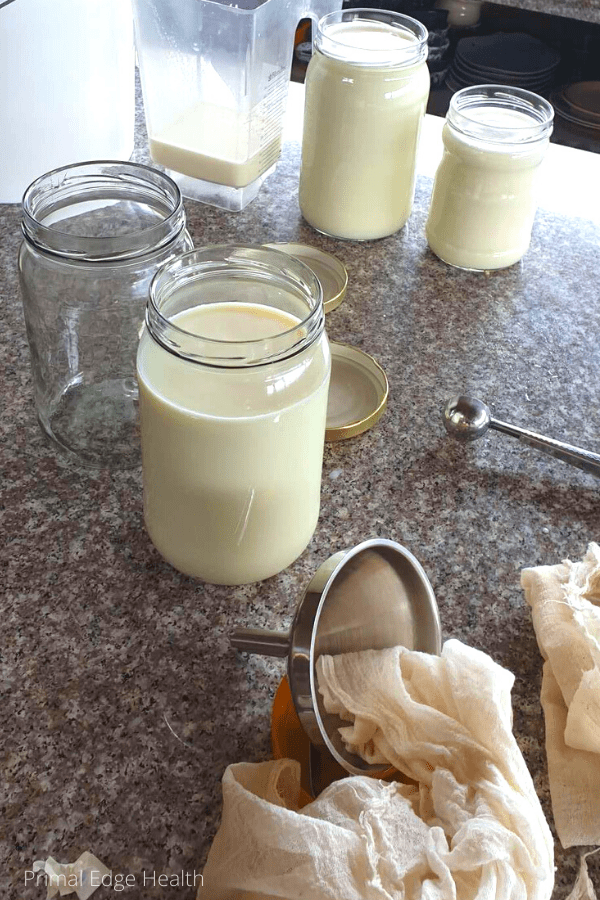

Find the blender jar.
xmin=132 ymin=0 xmax=341 ymax=211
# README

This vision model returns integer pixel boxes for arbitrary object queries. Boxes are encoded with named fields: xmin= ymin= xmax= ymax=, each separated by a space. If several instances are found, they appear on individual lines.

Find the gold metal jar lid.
xmin=264 ymin=242 xmax=348 ymax=314
xmin=326 ymin=342 xmax=388 ymax=442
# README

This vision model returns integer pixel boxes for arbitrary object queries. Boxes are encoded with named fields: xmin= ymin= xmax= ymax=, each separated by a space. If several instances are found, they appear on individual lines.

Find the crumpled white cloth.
xmin=32 ymin=853 xmax=110 ymax=899
xmin=201 ymin=639 xmax=554 ymax=900
xmin=521 ymin=542 xmax=600 ymax=850
xmin=566 ymin=851 xmax=600 ymax=900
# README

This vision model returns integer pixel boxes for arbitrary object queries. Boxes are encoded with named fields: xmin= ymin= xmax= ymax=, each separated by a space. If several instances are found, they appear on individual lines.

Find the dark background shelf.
xmin=291 ymin=1 xmax=600 ymax=152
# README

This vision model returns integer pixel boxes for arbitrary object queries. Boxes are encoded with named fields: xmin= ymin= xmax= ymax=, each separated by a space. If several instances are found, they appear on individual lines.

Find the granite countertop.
xmin=2 ymin=87 xmax=600 ymax=900
xmin=487 ymin=0 xmax=600 ymax=25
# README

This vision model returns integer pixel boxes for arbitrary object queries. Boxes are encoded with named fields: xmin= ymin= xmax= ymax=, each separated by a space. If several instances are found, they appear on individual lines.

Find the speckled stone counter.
xmin=488 ymin=0 xmax=600 ymax=24
xmin=2 ymin=99 xmax=600 ymax=900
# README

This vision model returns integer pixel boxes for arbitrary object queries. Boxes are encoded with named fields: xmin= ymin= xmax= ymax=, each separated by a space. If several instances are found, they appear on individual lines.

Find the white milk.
xmin=426 ymin=106 xmax=550 ymax=270
xmin=137 ymin=301 xmax=330 ymax=585
xmin=149 ymin=101 xmax=281 ymax=188
xmin=299 ymin=19 xmax=429 ymax=241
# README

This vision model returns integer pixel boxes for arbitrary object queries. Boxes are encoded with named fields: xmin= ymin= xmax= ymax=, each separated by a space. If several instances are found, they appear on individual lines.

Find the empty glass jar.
xmin=19 ymin=161 xmax=192 ymax=467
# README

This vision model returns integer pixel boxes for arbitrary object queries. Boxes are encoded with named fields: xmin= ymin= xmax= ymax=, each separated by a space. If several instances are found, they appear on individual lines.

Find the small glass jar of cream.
xmin=426 ymin=85 xmax=554 ymax=271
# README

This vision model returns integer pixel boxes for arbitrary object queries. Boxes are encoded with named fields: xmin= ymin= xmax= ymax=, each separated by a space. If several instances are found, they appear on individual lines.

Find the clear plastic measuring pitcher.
xmin=132 ymin=0 xmax=341 ymax=211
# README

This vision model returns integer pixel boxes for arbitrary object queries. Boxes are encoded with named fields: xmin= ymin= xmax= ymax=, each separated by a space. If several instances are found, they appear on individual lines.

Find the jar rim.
xmin=315 ymin=9 xmax=428 ymax=68
xmin=21 ymin=160 xmax=186 ymax=262
xmin=146 ymin=244 xmax=325 ymax=369
xmin=448 ymin=85 xmax=554 ymax=144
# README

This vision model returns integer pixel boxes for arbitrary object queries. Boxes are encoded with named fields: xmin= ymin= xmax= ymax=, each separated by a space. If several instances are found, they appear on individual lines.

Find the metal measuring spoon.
xmin=443 ymin=395 xmax=600 ymax=478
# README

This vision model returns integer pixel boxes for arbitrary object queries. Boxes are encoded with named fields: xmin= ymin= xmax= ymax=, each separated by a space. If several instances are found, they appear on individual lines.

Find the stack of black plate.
xmin=446 ymin=32 xmax=561 ymax=95
xmin=551 ymin=82 xmax=600 ymax=134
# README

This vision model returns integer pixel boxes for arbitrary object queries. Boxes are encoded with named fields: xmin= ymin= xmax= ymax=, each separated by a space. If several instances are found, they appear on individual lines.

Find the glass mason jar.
xmin=299 ymin=9 xmax=429 ymax=241
xmin=19 ymin=161 xmax=192 ymax=468
xmin=426 ymin=85 xmax=554 ymax=271
xmin=137 ymin=245 xmax=331 ymax=585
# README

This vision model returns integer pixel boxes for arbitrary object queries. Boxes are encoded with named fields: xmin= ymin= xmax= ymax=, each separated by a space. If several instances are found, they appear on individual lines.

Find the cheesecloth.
xmin=201 ymin=640 xmax=554 ymax=900
xmin=522 ymin=542 xmax=600 ymax=850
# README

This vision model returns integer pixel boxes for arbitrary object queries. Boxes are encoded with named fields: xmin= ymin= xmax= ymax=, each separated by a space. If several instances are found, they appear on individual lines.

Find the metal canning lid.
xmin=264 ymin=242 xmax=347 ymax=314
xmin=326 ymin=342 xmax=388 ymax=442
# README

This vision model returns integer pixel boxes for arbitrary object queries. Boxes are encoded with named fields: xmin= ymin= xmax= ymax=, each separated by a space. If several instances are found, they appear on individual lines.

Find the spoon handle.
xmin=230 ymin=627 xmax=290 ymax=657
xmin=490 ymin=417 xmax=600 ymax=478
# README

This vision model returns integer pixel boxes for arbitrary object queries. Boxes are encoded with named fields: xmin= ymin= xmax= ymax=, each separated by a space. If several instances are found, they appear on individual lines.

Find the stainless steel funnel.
xmin=231 ymin=538 xmax=442 ymax=776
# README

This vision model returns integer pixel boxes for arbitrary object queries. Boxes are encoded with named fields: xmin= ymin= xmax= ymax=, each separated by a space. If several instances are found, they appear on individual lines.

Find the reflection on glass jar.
xmin=137 ymin=245 xmax=331 ymax=585
xmin=434 ymin=0 xmax=481 ymax=28
xmin=18 ymin=162 xmax=192 ymax=468
xmin=299 ymin=8 xmax=430 ymax=241
xmin=426 ymin=85 xmax=554 ymax=271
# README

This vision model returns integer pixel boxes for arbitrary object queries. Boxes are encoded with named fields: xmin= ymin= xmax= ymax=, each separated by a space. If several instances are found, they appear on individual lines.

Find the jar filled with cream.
xmin=426 ymin=85 xmax=554 ymax=270
xmin=137 ymin=245 xmax=330 ymax=585
xmin=299 ymin=8 xmax=429 ymax=241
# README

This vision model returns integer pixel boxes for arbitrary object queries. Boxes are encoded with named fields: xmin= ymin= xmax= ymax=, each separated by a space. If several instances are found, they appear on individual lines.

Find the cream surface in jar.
xmin=299 ymin=11 xmax=429 ymax=241
xmin=137 ymin=247 xmax=330 ymax=585
xmin=426 ymin=86 xmax=554 ymax=270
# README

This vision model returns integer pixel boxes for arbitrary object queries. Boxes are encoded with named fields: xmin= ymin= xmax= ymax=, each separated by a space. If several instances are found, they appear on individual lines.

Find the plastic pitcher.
xmin=132 ymin=0 xmax=341 ymax=211
xmin=0 ymin=0 xmax=135 ymax=204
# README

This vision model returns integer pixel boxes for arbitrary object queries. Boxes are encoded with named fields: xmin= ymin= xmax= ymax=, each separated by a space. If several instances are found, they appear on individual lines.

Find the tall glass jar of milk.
xmin=137 ymin=245 xmax=331 ymax=585
xmin=426 ymin=85 xmax=554 ymax=270
xmin=299 ymin=9 xmax=429 ymax=241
